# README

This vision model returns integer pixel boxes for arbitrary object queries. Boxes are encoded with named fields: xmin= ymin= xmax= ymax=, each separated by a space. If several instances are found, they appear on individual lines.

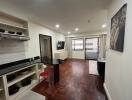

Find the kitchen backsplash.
xmin=0 ymin=39 xmax=26 ymax=65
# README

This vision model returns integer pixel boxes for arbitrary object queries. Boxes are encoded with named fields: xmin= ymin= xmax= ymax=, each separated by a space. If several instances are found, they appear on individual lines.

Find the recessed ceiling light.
xmin=55 ymin=24 xmax=60 ymax=28
xmin=102 ymin=24 xmax=107 ymax=28
xmin=68 ymin=32 xmax=71 ymax=34
xmin=75 ymin=28 xmax=79 ymax=31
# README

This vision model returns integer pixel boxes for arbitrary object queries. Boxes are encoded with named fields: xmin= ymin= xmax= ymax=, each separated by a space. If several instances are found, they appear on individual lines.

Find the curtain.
xmin=99 ymin=34 xmax=107 ymax=59
xmin=65 ymin=37 xmax=72 ymax=58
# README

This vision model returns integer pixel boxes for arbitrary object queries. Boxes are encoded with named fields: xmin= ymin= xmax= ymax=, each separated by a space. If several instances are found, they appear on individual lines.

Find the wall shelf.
xmin=9 ymin=80 xmax=37 ymax=100
xmin=0 ymin=22 xmax=28 ymax=30
xmin=7 ymin=71 xmax=36 ymax=87
xmin=0 ymin=77 xmax=5 ymax=100
xmin=0 ymin=32 xmax=30 ymax=41
xmin=0 ymin=12 xmax=29 ymax=41
xmin=0 ymin=88 xmax=3 ymax=92
xmin=0 ymin=63 xmax=41 ymax=100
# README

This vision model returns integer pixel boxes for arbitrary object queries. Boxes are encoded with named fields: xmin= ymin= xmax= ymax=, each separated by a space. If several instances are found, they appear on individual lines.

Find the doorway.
xmin=39 ymin=34 xmax=53 ymax=62
xmin=85 ymin=38 xmax=99 ymax=60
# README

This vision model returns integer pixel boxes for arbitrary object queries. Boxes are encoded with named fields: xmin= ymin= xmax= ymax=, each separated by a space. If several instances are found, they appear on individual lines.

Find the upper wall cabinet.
xmin=0 ymin=12 xmax=30 ymax=41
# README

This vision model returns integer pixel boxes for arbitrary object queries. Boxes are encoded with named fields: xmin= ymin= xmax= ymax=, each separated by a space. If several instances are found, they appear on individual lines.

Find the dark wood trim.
xmin=97 ymin=37 xmax=99 ymax=59
xmin=39 ymin=34 xmax=53 ymax=62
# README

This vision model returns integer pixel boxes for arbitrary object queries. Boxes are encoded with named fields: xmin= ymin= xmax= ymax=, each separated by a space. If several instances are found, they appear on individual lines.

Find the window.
xmin=85 ymin=38 xmax=98 ymax=52
xmin=72 ymin=39 xmax=84 ymax=50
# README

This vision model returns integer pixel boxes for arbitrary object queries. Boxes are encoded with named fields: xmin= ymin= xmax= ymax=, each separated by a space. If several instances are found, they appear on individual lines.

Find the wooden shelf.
xmin=0 ymin=32 xmax=30 ymax=41
xmin=7 ymin=71 xmax=36 ymax=87
xmin=19 ymin=36 xmax=30 ymax=41
xmin=0 ymin=32 xmax=27 ymax=37
xmin=9 ymin=80 xmax=37 ymax=100
xmin=0 ymin=12 xmax=29 ymax=42
xmin=0 ymin=22 xmax=28 ymax=30
xmin=0 ymin=88 xmax=3 ymax=92
xmin=0 ymin=62 xmax=39 ymax=100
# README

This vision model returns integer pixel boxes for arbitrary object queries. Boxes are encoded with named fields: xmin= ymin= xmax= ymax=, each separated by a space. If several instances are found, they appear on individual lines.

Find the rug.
xmin=89 ymin=60 xmax=99 ymax=75
xmin=17 ymin=90 xmax=45 ymax=100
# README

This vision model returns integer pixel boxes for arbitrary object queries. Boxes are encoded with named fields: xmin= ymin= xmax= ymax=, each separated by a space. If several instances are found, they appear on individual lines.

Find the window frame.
xmin=85 ymin=37 xmax=100 ymax=58
xmin=72 ymin=38 xmax=84 ymax=51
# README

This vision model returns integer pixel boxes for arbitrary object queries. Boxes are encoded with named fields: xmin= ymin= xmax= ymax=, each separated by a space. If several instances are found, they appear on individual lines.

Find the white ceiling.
xmin=0 ymin=0 xmax=110 ymax=34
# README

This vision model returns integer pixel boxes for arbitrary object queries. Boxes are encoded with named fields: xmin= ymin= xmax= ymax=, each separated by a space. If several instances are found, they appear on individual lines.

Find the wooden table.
xmin=42 ymin=59 xmax=62 ymax=85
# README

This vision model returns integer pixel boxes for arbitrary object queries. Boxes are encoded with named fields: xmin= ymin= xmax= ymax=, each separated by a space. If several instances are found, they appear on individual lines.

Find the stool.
xmin=39 ymin=71 xmax=49 ymax=82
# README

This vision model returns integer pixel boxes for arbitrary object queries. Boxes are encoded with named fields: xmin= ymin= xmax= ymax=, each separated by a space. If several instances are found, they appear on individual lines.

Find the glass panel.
xmin=72 ymin=39 xmax=83 ymax=50
xmin=85 ymin=38 xmax=99 ymax=60
xmin=75 ymin=45 xmax=83 ymax=49
xmin=85 ymin=38 xmax=98 ymax=52
xmin=74 ymin=39 xmax=83 ymax=44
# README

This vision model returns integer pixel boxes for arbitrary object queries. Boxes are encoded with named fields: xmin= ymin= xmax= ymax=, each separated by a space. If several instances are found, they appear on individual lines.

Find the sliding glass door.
xmin=85 ymin=38 xmax=99 ymax=60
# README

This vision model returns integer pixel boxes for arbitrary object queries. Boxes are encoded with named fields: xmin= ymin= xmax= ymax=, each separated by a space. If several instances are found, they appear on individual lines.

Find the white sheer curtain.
xmin=99 ymin=34 xmax=107 ymax=59
xmin=65 ymin=37 xmax=72 ymax=58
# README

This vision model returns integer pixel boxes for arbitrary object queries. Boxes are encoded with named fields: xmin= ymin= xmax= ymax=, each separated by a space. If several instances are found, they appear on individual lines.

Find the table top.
xmin=41 ymin=59 xmax=63 ymax=65
xmin=0 ymin=61 xmax=39 ymax=76
xmin=97 ymin=58 xmax=106 ymax=63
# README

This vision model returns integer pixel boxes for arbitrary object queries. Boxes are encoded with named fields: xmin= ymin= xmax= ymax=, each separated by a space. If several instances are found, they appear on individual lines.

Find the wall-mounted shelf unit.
xmin=0 ymin=32 xmax=30 ymax=41
xmin=7 ymin=71 xmax=36 ymax=87
xmin=9 ymin=80 xmax=37 ymax=100
xmin=0 ymin=86 xmax=3 ymax=92
xmin=0 ymin=88 xmax=3 ymax=92
xmin=0 ymin=22 xmax=28 ymax=30
xmin=0 ymin=77 xmax=6 ymax=100
xmin=0 ymin=12 xmax=29 ymax=41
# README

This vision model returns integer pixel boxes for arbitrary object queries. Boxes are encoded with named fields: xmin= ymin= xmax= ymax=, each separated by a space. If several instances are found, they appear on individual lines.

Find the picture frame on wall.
xmin=110 ymin=4 xmax=127 ymax=52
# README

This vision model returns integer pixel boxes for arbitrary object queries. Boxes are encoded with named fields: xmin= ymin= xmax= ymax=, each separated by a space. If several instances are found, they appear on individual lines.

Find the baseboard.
xmin=69 ymin=58 xmax=85 ymax=60
xmin=103 ymin=83 xmax=112 ymax=100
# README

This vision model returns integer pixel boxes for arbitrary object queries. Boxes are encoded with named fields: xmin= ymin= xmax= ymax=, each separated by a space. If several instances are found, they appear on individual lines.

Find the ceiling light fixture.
xmin=55 ymin=24 xmax=60 ymax=28
xmin=75 ymin=28 xmax=79 ymax=31
xmin=68 ymin=32 xmax=71 ymax=34
xmin=102 ymin=24 xmax=107 ymax=28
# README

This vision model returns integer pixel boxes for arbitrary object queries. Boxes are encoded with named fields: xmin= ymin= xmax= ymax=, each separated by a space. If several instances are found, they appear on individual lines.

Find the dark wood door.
xmin=39 ymin=34 xmax=53 ymax=62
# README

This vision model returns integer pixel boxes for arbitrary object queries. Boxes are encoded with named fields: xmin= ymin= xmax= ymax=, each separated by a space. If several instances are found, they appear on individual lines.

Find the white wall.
xmin=72 ymin=51 xmax=85 ymax=59
xmin=105 ymin=0 xmax=132 ymax=100
xmin=0 ymin=40 xmax=26 ymax=64
xmin=0 ymin=22 xmax=65 ymax=65
xmin=55 ymin=32 xmax=65 ymax=42
xmin=0 ymin=2 xmax=65 ymax=65
xmin=25 ymin=22 xmax=65 ymax=58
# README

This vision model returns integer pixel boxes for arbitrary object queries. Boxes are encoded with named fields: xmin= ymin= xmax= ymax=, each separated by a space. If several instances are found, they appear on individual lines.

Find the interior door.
xmin=85 ymin=38 xmax=99 ymax=60
xmin=39 ymin=34 xmax=52 ymax=62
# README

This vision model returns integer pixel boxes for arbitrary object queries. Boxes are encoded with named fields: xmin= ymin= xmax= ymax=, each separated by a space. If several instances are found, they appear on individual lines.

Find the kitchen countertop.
xmin=0 ymin=58 xmax=63 ymax=76
xmin=41 ymin=59 xmax=62 ymax=65
xmin=0 ymin=60 xmax=40 ymax=76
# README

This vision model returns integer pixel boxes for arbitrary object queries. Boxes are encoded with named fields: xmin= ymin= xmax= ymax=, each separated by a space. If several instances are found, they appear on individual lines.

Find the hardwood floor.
xmin=32 ymin=59 xmax=107 ymax=100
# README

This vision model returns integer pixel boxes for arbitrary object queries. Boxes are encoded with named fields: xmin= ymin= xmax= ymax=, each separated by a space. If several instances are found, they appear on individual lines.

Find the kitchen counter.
xmin=0 ymin=59 xmax=40 ymax=76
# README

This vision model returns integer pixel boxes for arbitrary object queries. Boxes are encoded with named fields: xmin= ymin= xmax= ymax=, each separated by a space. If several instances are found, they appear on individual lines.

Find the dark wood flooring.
xmin=32 ymin=59 xmax=107 ymax=100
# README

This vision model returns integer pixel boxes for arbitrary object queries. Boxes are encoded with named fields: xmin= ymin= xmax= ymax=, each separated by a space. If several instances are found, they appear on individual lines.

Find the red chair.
xmin=39 ymin=71 xmax=49 ymax=82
